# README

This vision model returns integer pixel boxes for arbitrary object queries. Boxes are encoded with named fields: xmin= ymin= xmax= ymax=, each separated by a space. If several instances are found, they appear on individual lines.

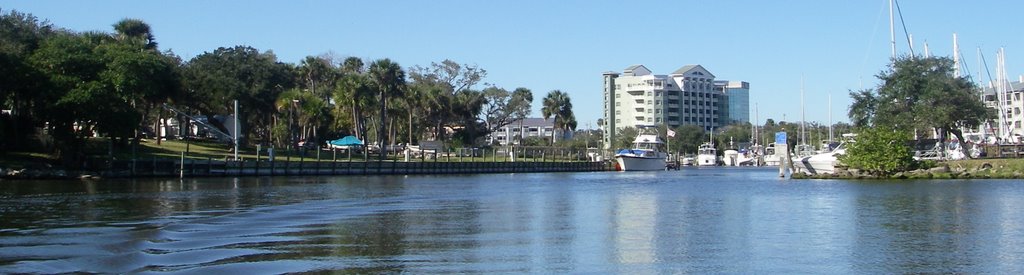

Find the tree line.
xmin=0 ymin=10 xmax=579 ymax=166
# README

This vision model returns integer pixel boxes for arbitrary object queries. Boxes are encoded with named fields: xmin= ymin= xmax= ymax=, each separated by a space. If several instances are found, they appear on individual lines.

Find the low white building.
xmin=488 ymin=118 xmax=561 ymax=146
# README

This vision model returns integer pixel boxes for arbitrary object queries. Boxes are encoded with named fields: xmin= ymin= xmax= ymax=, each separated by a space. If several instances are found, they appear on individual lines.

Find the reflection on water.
xmin=1 ymin=168 xmax=1024 ymax=273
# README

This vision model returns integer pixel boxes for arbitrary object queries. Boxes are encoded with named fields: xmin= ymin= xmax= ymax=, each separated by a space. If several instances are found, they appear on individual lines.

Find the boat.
xmin=792 ymin=142 xmax=846 ymax=175
xmin=721 ymin=137 xmax=739 ymax=166
xmin=723 ymin=149 xmax=739 ymax=166
xmin=696 ymin=142 xmax=717 ymax=166
xmin=614 ymin=126 xmax=669 ymax=171
xmin=763 ymin=142 xmax=781 ymax=166
xmin=680 ymin=154 xmax=696 ymax=166
xmin=793 ymin=133 xmax=856 ymax=175
xmin=738 ymin=144 xmax=764 ymax=166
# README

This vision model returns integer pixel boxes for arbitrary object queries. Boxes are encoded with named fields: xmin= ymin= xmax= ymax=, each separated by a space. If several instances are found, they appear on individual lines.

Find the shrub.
xmin=839 ymin=126 xmax=917 ymax=177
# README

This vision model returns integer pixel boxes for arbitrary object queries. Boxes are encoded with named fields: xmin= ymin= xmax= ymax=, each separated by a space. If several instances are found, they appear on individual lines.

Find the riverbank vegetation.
xmin=1 ymin=10 xmax=582 ymax=169
xmin=830 ymin=55 xmax=1000 ymax=178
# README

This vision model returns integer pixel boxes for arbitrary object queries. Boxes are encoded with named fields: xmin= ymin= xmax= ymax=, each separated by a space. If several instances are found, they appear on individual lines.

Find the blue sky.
xmin=4 ymin=0 xmax=1023 ymax=128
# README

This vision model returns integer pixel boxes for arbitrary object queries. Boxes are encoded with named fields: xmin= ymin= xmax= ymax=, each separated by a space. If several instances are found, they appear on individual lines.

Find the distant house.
xmin=488 ymin=118 xmax=575 ymax=145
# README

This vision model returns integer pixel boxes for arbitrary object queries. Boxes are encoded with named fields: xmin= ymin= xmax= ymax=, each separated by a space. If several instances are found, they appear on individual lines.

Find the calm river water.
xmin=2 ymin=167 xmax=1023 ymax=273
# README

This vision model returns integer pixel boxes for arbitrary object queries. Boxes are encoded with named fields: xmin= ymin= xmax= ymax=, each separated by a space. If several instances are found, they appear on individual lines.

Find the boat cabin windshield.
xmin=633 ymin=141 xmax=665 ymax=151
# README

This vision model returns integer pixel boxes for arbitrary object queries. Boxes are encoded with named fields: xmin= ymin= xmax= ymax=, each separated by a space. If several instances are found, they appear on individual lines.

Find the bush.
xmin=839 ymin=126 xmax=917 ymax=177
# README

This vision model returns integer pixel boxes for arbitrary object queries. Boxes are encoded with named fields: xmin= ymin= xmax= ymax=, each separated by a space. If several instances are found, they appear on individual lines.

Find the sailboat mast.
xmin=828 ymin=92 xmax=833 ymax=142
xmin=953 ymin=33 xmax=960 ymax=78
xmin=997 ymin=48 xmax=1008 ymax=139
xmin=800 ymin=75 xmax=806 ymax=145
xmin=754 ymin=103 xmax=759 ymax=145
xmin=889 ymin=0 xmax=896 ymax=59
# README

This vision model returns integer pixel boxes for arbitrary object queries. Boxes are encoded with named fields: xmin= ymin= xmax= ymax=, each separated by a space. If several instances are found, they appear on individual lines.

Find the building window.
xmin=655 ymin=118 xmax=661 ymax=123
xmin=655 ymin=100 xmax=661 ymax=105
xmin=647 ymin=91 xmax=652 ymax=96
xmin=616 ymin=102 xmax=620 ymax=107
xmin=655 ymin=109 xmax=661 ymax=114
xmin=647 ymin=118 xmax=653 ymax=122
xmin=616 ymin=119 xmax=621 ymax=123
xmin=616 ymin=93 xmax=621 ymax=98
xmin=616 ymin=110 xmax=621 ymax=115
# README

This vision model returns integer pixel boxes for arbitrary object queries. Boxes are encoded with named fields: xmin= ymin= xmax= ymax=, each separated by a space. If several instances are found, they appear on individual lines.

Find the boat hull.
xmin=697 ymin=154 xmax=717 ymax=166
xmin=615 ymin=155 xmax=666 ymax=171
xmin=793 ymin=150 xmax=842 ymax=175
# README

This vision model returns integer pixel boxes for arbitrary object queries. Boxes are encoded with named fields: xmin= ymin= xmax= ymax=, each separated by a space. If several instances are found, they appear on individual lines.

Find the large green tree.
xmin=0 ymin=9 xmax=55 ymax=150
xmin=181 ymin=46 xmax=294 ymax=145
xmin=482 ymin=86 xmax=534 ymax=139
xmin=849 ymin=56 xmax=992 ymax=142
xmin=407 ymin=59 xmax=487 ymax=141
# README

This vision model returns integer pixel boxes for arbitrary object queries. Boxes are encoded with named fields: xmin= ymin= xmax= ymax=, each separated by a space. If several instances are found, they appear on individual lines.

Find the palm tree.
xmin=542 ymin=90 xmax=576 ymax=144
xmin=341 ymin=56 xmax=364 ymax=74
xmin=112 ymin=18 xmax=156 ymax=49
xmin=368 ymin=59 xmax=406 ymax=159
xmin=298 ymin=56 xmax=335 ymax=102
xmin=333 ymin=73 xmax=372 ymax=140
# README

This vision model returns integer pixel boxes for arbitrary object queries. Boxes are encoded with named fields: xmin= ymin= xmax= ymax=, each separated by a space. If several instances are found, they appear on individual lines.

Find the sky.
xmin=4 ymin=0 xmax=1024 ymax=129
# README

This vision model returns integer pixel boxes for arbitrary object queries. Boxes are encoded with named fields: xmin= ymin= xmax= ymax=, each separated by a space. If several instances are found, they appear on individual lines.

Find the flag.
xmin=667 ymin=129 xmax=676 ymax=137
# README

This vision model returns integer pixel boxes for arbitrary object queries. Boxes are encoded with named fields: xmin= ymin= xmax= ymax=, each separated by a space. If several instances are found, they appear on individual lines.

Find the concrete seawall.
xmin=103 ymin=159 xmax=615 ymax=178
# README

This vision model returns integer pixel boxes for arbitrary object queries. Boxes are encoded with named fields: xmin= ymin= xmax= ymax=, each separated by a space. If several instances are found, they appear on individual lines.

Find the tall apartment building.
xmin=603 ymin=64 xmax=739 ymax=149
xmin=715 ymin=80 xmax=751 ymax=124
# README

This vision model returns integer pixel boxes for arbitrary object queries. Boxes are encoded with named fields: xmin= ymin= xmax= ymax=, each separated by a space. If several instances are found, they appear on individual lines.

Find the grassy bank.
xmin=1 ymin=138 xmax=593 ymax=169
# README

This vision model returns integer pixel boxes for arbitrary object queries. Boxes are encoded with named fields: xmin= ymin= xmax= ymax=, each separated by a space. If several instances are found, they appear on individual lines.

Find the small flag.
xmin=667 ymin=129 xmax=676 ymax=137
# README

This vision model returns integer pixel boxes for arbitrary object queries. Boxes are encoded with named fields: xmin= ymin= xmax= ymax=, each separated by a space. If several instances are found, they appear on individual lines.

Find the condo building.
xmin=981 ymin=78 xmax=1024 ymax=140
xmin=603 ymin=64 xmax=749 ymax=149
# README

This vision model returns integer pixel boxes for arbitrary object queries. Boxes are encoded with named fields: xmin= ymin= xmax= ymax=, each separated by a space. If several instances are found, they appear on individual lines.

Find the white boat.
xmin=738 ymin=144 xmax=764 ymax=166
xmin=681 ymin=154 xmax=696 ymax=166
xmin=723 ymin=149 xmax=739 ymax=166
xmin=793 ymin=143 xmax=847 ymax=175
xmin=696 ymin=142 xmax=717 ymax=166
xmin=614 ymin=127 xmax=668 ymax=171
xmin=763 ymin=142 xmax=781 ymax=166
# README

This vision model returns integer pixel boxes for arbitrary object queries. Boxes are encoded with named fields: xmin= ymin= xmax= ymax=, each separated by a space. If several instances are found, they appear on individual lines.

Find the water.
xmin=2 ymin=167 xmax=1023 ymax=273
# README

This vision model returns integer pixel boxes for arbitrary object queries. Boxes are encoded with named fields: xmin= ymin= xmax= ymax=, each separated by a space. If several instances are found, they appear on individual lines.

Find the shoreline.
xmin=792 ymin=159 xmax=1024 ymax=179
